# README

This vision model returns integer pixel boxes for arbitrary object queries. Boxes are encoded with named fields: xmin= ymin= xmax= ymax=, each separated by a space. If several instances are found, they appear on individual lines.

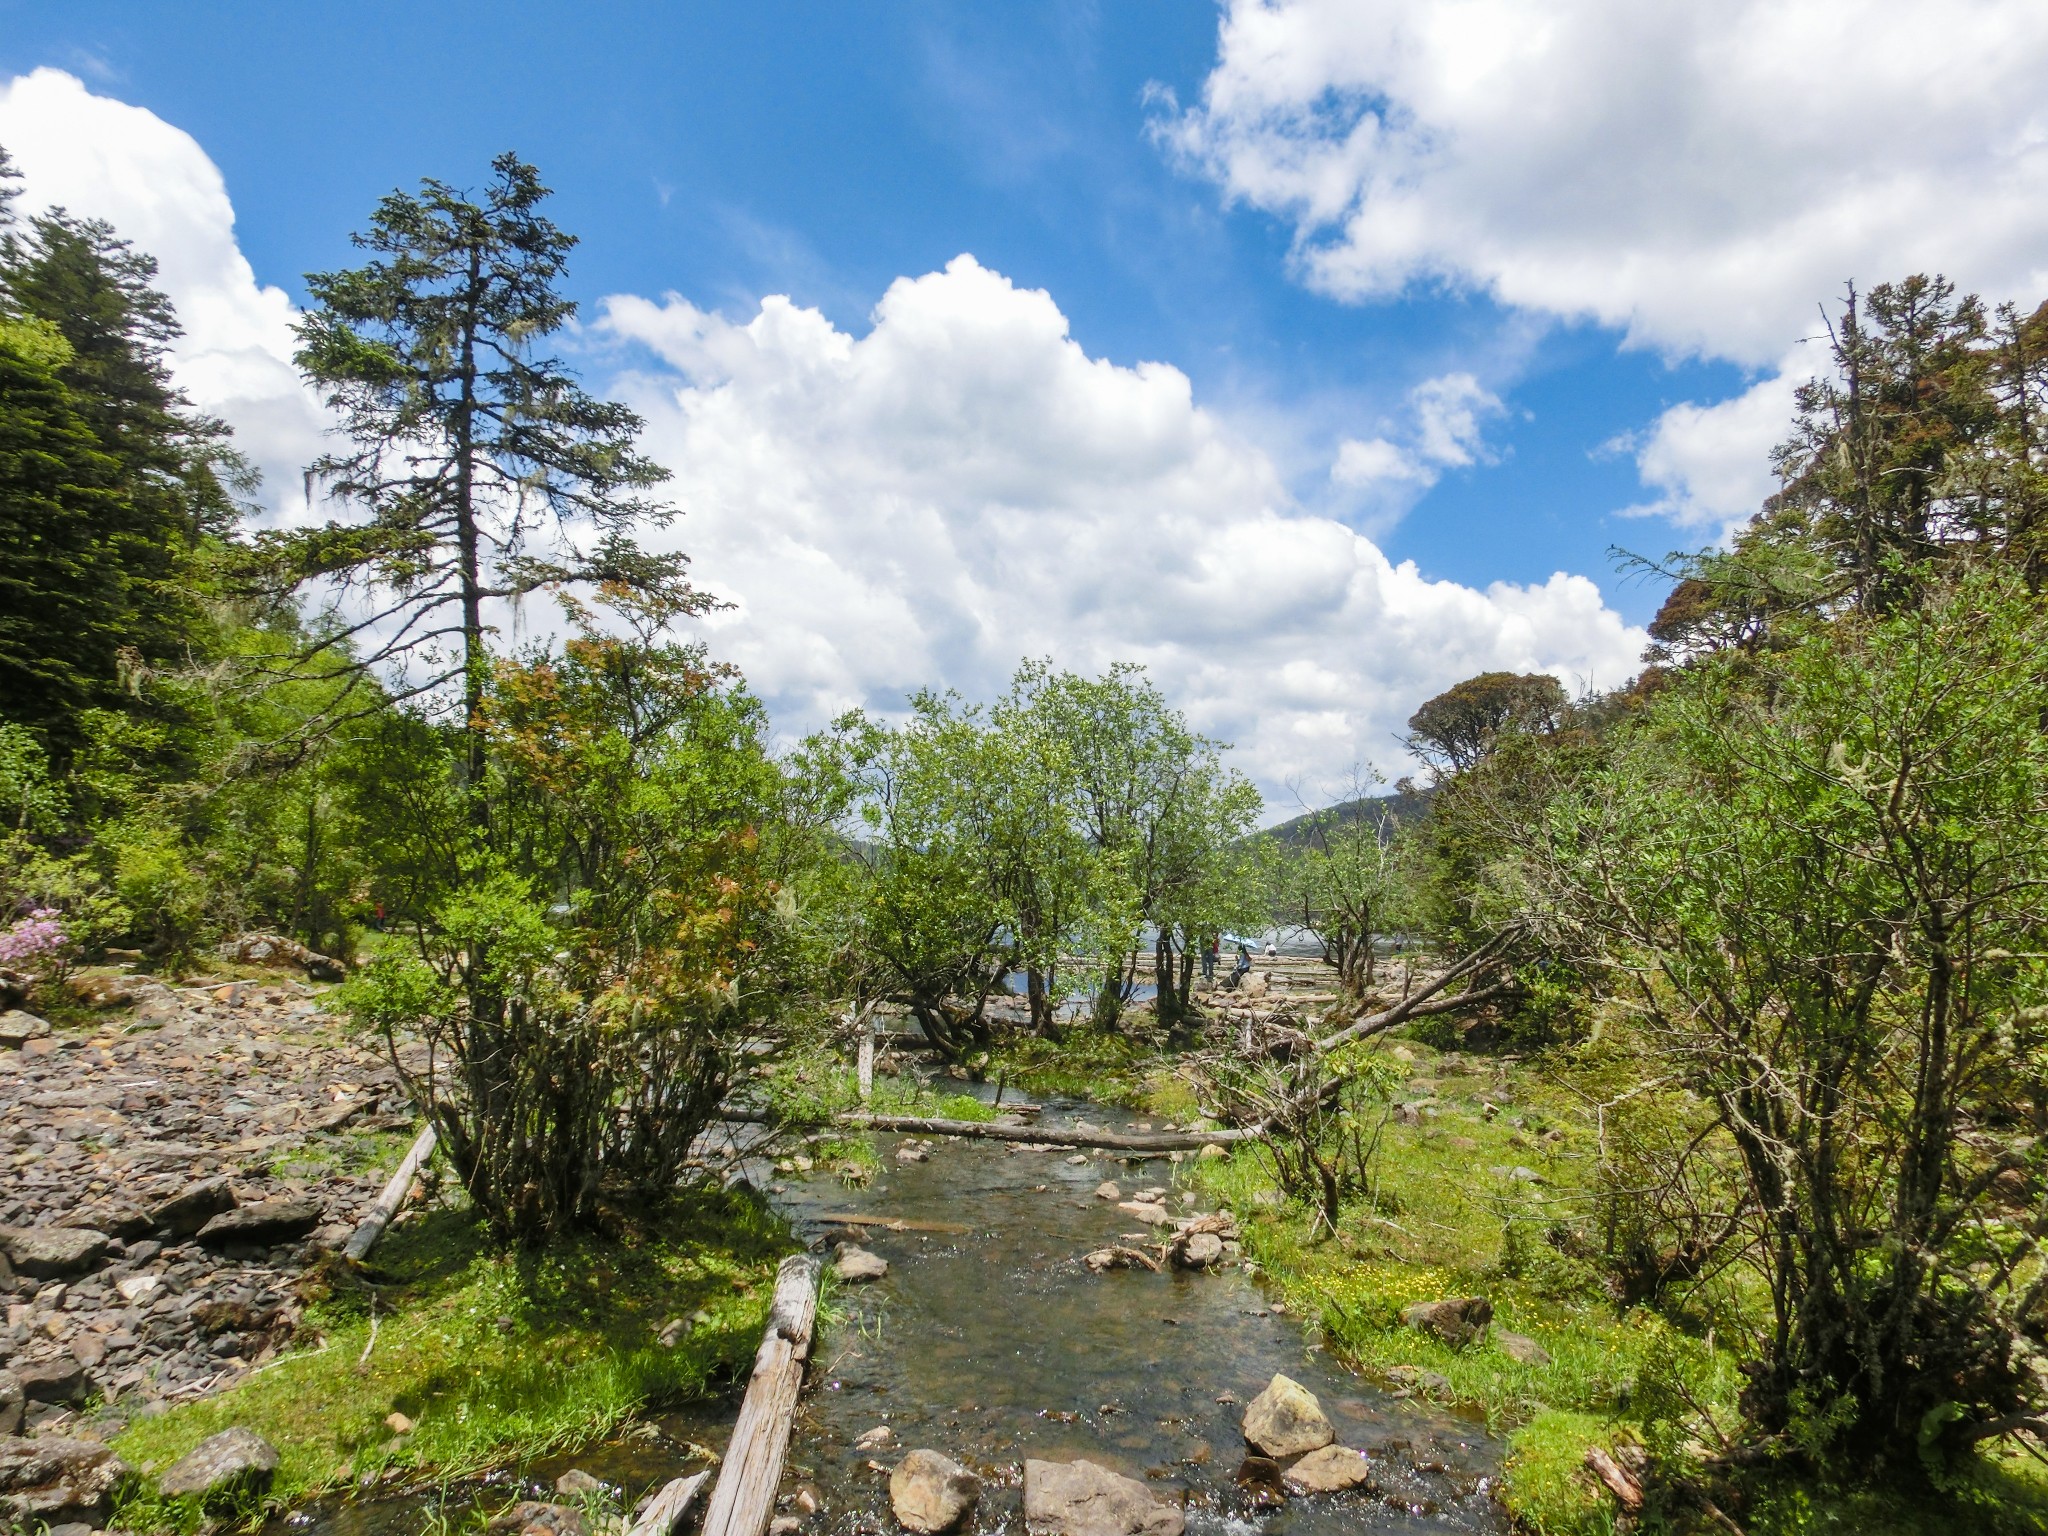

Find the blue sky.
xmin=2 ymin=1 xmax=2042 ymax=797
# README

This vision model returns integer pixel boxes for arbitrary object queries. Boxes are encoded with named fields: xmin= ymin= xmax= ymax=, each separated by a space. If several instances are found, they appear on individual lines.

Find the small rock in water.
xmin=834 ymin=1243 xmax=889 ymax=1283
xmin=896 ymin=1145 xmax=929 ymax=1164
xmin=486 ymin=1501 xmax=585 ymax=1536
xmin=1400 ymin=1296 xmax=1493 ymax=1348
xmin=768 ymin=1518 xmax=802 ymax=1536
xmin=1094 ymin=1182 xmax=1120 ymax=1201
xmin=1066 ymin=1154 xmax=1089 ymax=1166
xmin=1174 ymin=1232 xmax=1224 ymax=1269
xmin=1241 ymin=1374 xmax=1334 ymax=1458
xmin=1494 ymin=1328 xmax=1552 ymax=1365
xmin=555 ymin=1469 xmax=604 ymax=1497
xmin=853 ymin=1425 xmax=895 ymax=1451
xmin=157 ymin=1425 xmax=280 ymax=1503
xmin=1283 ymin=1446 xmax=1375 ymax=1494
xmin=890 ymin=1448 xmax=980 ymax=1533
xmin=1023 ymin=1458 xmax=1183 ymax=1536
xmin=1233 ymin=1454 xmax=1287 ymax=1507
xmin=1116 ymin=1201 xmax=1169 ymax=1225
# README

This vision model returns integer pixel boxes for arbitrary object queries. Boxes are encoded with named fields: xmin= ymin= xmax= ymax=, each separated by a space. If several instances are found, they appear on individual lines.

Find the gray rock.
xmin=1094 ymin=1181 xmax=1121 ymax=1200
xmin=1175 ymin=1233 xmax=1224 ymax=1270
xmin=0 ymin=1011 xmax=50 ymax=1048
xmin=157 ymin=1426 xmax=279 ymax=1502
xmin=2 ymin=1228 xmax=108 ymax=1279
xmin=1116 ymin=1201 xmax=1170 ymax=1225
xmin=554 ymin=1468 xmax=604 ymax=1497
xmin=16 ymin=1356 xmax=91 ymax=1404
xmin=834 ymin=1243 xmax=889 ymax=1283
xmin=486 ymin=1500 xmax=586 ymax=1536
xmin=148 ymin=1177 xmax=237 ymax=1238
xmin=890 ymin=1448 xmax=980 ymax=1533
xmin=0 ymin=1371 xmax=19 ymax=1438
xmin=1281 ymin=1446 xmax=1375 ymax=1494
xmin=0 ymin=1435 xmax=132 ymax=1526
xmin=1023 ymin=1459 xmax=1182 ymax=1536
xmin=1494 ymin=1328 xmax=1552 ymax=1366
xmin=196 ymin=1199 xmax=322 ymax=1249
xmin=1241 ymin=1374 xmax=1333 ymax=1458
xmin=1400 ymin=1296 xmax=1493 ymax=1348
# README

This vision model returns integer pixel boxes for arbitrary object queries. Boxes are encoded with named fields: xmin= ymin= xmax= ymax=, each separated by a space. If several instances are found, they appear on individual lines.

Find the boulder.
xmin=1173 ymin=1233 xmax=1224 ymax=1270
xmin=1400 ymin=1296 xmax=1493 ymax=1349
xmin=1 ymin=1227 xmax=107 ymax=1279
xmin=15 ymin=1358 xmax=91 ymax=1406
xmin=0 ymin=1010 xmax=50 ymax=1048
xmin=487 ymin=1501 xmax=586 ymax=1536
xmin=222 ymin=932 xmax=346 ymax=982
xmin=1282 ymin=1446 xmax=1375 ymax=1495
xmin=1240 ymin=1375 xmax=1333 ymax=1458
xmin=157 ymin=1426 xmax=279 ymax=1504
xmin=890 ymin=1448 xmax=980 ymax=1533
xmin=1494 ymin=1329 xmax=1552 ymax=1366
xmin=196 ymin=1198 xmax=323 ymax=1250
xmin=834 ymin=1243 xmax=890 ymax=1283
xmin=1022 ymin=1459 xmax=1183 ymax=1536
xmin=148 ymin=1176 xmax=237 ymax=1237
xmin=64 ymin=1202 xmax=154 ymax=1241
xmin=0 ymin=1436 xmax=133 ymax=1527
xmin=0 ymin=1372 xmax=19 ymax=1438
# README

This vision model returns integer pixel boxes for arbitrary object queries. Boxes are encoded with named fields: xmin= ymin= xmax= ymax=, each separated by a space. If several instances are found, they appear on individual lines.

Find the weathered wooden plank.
xmin=698 ymin=1254 xmax=821 ymax=1536
xmin=626 ymin=1471 xmax=710 ymax=1536
xmin=342 ymin=1124 xmax=438 ymax=1262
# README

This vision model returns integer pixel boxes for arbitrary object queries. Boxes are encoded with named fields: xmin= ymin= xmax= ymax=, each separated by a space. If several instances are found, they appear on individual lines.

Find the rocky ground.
xmin=0 ymin=966 xmax=421 ymax=1440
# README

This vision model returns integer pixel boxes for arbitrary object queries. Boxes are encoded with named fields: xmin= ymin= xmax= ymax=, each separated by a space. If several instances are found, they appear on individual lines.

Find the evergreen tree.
xmin=281 ymin=152 xmax=703 ymax=821
xmin=0 ymin=168 xmax=242 ymax=756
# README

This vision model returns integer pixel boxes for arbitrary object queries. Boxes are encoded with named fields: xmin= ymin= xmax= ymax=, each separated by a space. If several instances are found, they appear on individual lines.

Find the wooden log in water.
xmin=343 ymin=1123 xmax=438 ymax=1263
xmin=838 ymin=1113 xmax=1263 ymax=1153
xmin=626 ymin=1472 xmax=710 ymax=1536
xmin=815 ymin=1212 xmax=973 ymax=1234
xmin=698 ymin=1254 xmax=821 ymax=1536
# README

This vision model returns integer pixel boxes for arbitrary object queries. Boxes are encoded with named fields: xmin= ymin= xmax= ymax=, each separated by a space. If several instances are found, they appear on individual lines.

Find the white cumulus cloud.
xmin=1159 ymin=0 xmax=2048 ymax=534
xmin=1329 ymin=370 xmax=1503 ymax=526
xmin=0 ymin=67 xmax=329 ymax=519
xmin=601 ymin=257 xmax=1641 ymax=795
xmin=0 ymin=67 xmax=1646 ymax=798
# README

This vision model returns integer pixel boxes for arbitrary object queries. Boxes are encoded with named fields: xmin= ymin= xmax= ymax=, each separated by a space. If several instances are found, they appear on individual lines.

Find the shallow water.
xmin=766 ymin=1093 xmax=1503 ymax=1535
xmin=285 ymin=1094 xmax=1503 ymax=1535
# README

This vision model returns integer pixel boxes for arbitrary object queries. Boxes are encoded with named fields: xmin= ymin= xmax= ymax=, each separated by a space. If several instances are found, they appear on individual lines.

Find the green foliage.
xmin=1527 ymin=564 xmax=2048 ymax=1467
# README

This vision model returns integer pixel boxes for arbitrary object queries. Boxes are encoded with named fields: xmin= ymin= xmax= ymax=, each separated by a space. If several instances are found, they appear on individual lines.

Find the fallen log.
xmin=719 ymin=1108 xmax=1261 ymax=1152
xmin=816 ymin=1213 xmax=973 ymax=1234
xmin=343 ymin=1124 xmax=438 ymax=1263
xmin=840 ymin=1113 xmax=1262 ymax=1153
xmin=698 ymin=1253 xmax=821 ymax=1536
xmin=626 ymin=1472 xmax=710 ymax=1536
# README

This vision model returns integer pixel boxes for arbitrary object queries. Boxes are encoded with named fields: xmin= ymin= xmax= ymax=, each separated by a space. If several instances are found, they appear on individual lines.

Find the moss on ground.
xmin=1180 ymin=1035 xmax=2048 ymax=1536
xmin=110 ymin=1187 xmax=792 ymax=1531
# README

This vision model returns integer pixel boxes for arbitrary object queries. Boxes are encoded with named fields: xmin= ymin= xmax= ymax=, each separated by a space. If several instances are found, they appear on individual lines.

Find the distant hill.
xmin=1262 ymin=785 xmax=1432 ymax=849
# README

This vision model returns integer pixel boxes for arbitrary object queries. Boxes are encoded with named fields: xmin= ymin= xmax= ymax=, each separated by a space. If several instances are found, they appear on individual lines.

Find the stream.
xmin=284 ymin=1093 xmax=1505 ymax=1536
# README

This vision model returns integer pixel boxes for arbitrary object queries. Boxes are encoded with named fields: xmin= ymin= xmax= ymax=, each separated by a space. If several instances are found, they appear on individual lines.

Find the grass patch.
xmin=986 ymin=1029 xmax=1157 ymax=1106
xmin=1182 ymin=1038 xmax=2048 ymax=1535
xmin=111 ymin=1186 xmax=792 ymax=1530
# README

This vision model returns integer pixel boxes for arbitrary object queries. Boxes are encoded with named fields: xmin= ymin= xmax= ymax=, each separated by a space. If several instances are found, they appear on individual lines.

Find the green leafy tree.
xmin=1524 ymin=564 xmax=2048 ymax=1469
xmin=1273 ymin=772 xmax=1407 ymax=998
